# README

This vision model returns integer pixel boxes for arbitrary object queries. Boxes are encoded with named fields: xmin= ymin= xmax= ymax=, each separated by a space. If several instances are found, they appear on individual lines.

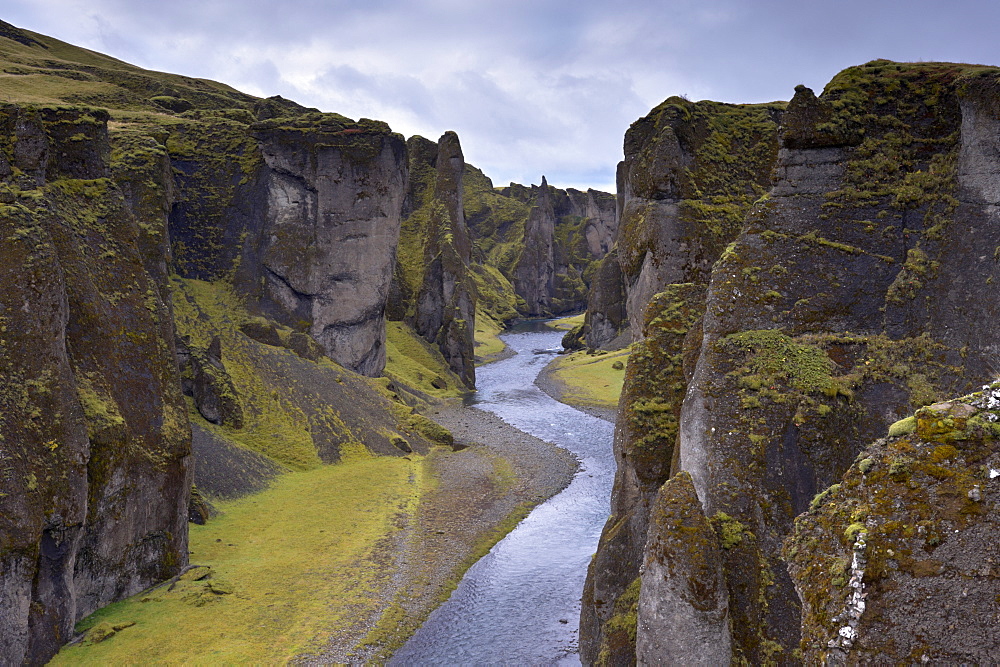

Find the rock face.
xmin=512 ymin=177 xmax=557 ymax=315
xmin=392 ymin=156 xmax=618 ymax=374
xmin=580 ymin=98 xmax=782 ymax=661
xmin=636 ymin=472 xmax=731 ymax=666
xmin=509 ymin=179 xmax=618 ymax=317
xmin=786 ymin=388 xmax=1000 ymax=664
xmin=165 ymin=110 xmax=408 ymax=377
xmin=248 ymin=117 xmax=407 ymax=376
xmin=582 ymin=98 xmax=781 ymax=350
xmin=0 ymin=105 xmax=191 ymax=664
xmin=389 ymin=133 xmax=476 ymax=387
xmin=583 ymin=61 xmax=1000 ymax=664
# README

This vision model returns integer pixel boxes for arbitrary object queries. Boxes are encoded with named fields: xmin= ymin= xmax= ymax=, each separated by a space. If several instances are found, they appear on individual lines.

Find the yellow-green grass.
xmin=473 ymin=307 xmax=508 ymax=364
xmin=385 ymin=320 xmax=467 ymax=399
xmin=548 ymin=312 xmax=585 ymax=331
xmin=52 ymin=451 xmax=426 ymax=663
xmin=0 ymin=23 xmax=254 ymax=114
xmin=172 ymin=278 xmax=324 ymax=470
xmin=545 ymin=347 xmax=631 ymax=409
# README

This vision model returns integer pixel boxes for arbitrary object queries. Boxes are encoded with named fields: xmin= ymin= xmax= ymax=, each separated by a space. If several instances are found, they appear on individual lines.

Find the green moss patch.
xmin=549 ymin=312 xmax=586 ymax=331
xmin=385 ymin=320 xmax=467 ymax=400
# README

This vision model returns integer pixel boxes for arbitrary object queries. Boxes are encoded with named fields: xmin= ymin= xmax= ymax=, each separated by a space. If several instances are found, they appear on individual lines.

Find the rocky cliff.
xmin=583 ymin=61 xmax=1000 ymax=664
xmin=0 ymin=21 xmax=447 ymax=662
xmin=505 ymin=179 xmax=617 ymax=317
xmin=580 ymin=98 xmax=783 ymax=662
xmin=164 ymin=108 xmax=408 ymax=378
xmin=389 ymin=132 xmax=476 ymax=387
xmin=785 ymin=389 xmax=1000 ymax=664
xmin=392 ymin=154 xmax=618 ymax=369
xmin=0 ymin=104 xmax=191 ymax=664
xmin=582 ymin=97 xmax=782 ymax=350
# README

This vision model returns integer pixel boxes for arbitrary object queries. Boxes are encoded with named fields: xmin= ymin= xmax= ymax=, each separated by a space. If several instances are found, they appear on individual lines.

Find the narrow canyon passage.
xmin=391 ymin=325 xmax=616 ymax=665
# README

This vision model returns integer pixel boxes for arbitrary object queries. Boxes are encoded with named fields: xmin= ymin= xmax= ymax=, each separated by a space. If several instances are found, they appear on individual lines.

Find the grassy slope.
xmin=549 ymin=312 xmax=585 ymax=331
xmin=544 ymin=311 xmax=629 ymax=410
xmin=52 ymin=452 xmax=427 ymax=662
xmin=0 ymin=21 xmax=256 ymax=114
xmin=473 ymin=306 xmax=508 ymax=363
xmin=385 ymin=320 xmax=467 ymax=401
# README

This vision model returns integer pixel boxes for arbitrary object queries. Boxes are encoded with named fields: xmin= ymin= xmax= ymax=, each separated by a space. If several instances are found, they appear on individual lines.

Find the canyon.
xmin=1 ymin=17 xmax=999 ymax=665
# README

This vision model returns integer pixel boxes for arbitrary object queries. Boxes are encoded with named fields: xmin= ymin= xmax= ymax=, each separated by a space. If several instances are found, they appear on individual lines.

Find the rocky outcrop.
xmin=585 ymin=61 xmax=1000 ymax=664
xmin=580 ymin=283 xmax=705 ymax=662
xmin=580 ymin=98 xmax=782 ymax=661
xmin=509 ymin=179 xmax=617 ymax=317
xmin=165 ymin=110 xmax=407 ymax=377
xmin=636 ymin=472 xmax=731 ymax=666
xmin=512 ymin=177 xmax=557 ymax=315
xmin=578 ymin=248 xmax=626 ymax=349
xmin=247 ymin=116 xmax=407 ymax=376
xmin=389 ymin=133 xmax=476 ymax=387
xmin=176 ymin=335 xmax=244 ymax=428
xmin=786 ymin=387 xmax=1000 ymax=664
xmin=0 ymin=105 xmax=191 ymax=664
xmin=584 ymin=98 xmax=781 ymax=349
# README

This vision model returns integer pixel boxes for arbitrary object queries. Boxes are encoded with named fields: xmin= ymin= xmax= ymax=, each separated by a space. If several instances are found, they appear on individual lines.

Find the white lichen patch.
xmin=829 ymin=530 xmax=868 ymax=653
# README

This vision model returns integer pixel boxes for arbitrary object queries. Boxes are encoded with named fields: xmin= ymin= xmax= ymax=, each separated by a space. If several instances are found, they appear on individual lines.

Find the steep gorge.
xmin=4 ymin=15 xmax=998 ymax=665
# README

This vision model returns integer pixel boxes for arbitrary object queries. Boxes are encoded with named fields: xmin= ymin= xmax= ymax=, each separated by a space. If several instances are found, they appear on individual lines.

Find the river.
xmin=390 ymin=324 xmax=616 ymax=665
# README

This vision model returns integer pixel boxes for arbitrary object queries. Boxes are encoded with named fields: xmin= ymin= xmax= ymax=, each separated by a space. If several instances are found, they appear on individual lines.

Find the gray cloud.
xmin=5 ymin=0 xmax=1000 ymax=191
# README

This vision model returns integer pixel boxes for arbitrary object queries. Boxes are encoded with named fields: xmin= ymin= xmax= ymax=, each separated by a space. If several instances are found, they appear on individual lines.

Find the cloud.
xmin=6 ymin=0 xmax=1000 ymax=191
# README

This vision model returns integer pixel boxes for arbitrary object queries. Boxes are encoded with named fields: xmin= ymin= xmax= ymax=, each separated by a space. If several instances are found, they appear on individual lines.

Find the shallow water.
xmin=391 ymin=327 xmax=615 ymax=665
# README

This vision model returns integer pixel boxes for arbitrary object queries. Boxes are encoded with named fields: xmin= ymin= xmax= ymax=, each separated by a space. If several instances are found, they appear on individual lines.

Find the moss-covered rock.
xmin=637 ymin=472 xmax=731 ymax=665
xmin=580 ymin=284 xmax=705 ymax=662
xmin=0 ymin=103 xmax=191 ymax=665
xmin=390 ymin=132 xmax=477 ymax=387
xmin=674 ymin=61 xmax=1000 ymax=661
xmin=786 ymin=385 xmax=1000 ymax=664
xmin=586 ymin=60 xmax=1000 ymax=664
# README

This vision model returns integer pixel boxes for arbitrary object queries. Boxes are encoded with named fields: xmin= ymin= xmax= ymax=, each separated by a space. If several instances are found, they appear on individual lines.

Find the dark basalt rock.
xmin=786 ymin=386 xmax=1000 ymax=664
xmin=637 ymin=472 xmax=731 ymax=666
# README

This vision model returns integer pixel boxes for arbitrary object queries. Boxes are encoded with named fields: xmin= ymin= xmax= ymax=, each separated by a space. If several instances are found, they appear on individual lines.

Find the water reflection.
xmin=391 ymin=328 xmax=615 ymax=666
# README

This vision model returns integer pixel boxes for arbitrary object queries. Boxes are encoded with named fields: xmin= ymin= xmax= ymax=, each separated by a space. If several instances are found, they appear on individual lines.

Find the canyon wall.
xmin=580 ymin=97 xmax=783 ymax=662
xmin=166 ymin=107 xmax=408 ymax=378
xmin=389 ymin=132 xmax=476 ymax=387
xmin=0 ymin=105 xmax=191 ymax=664
xmin=582 ymin=61 xmax=1000 ymax=664
xmin=582 ymin=98 xmax=780 ymax=349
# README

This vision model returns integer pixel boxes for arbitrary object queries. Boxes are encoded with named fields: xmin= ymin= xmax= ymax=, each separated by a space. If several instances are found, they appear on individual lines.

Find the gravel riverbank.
xmin=311 ymin=402 xmax=579 ymax=663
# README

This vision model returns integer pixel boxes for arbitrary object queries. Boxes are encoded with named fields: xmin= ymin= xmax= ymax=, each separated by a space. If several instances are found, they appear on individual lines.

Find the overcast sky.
xmin=5 ymin=1 xmax=1000 ymax=192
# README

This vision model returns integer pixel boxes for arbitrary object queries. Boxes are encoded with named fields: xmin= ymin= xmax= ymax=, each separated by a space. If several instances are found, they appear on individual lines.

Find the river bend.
xmin=391 ymin=326 xmax=616 ymax=665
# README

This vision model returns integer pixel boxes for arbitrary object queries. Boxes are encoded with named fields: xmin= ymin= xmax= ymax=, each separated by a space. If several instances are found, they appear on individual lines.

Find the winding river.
xmin=391 ymin=324 xmax=616 ymax=665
